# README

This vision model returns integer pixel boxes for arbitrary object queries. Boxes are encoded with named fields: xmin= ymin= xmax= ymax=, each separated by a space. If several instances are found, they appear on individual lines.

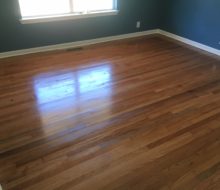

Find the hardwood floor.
xmin=0 ymin=36 xmax=220 ymax=190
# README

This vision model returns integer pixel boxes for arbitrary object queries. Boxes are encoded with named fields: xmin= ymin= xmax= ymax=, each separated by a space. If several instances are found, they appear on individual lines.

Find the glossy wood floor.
xmin=1 ymin=36 xmax=220 ymax=190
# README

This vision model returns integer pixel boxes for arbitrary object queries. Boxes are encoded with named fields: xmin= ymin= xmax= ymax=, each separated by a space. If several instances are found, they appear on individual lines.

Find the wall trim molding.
xmin=0 ymin=29 xmax=158 ymax=59
xmin=158 ymin=29 xmax=220 ymax=56
xmin=20 ymin=10 xmax=119 ymax=24
xmin=1 ymin=29 xmax=219 ymax=59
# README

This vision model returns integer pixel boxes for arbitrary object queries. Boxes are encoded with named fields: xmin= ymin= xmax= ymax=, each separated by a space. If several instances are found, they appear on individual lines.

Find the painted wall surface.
xmin=0 ymin=0 xmax=160 ymax=52
xmin=160 ymin=0 xmax=220 ymax=50
xmin=1 ymin=0 xmax=219 ymax=53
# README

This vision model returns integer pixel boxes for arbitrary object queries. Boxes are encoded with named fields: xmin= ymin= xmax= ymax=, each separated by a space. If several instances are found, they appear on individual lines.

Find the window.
xmin=18 ymin=0 xmax=118 ymax=24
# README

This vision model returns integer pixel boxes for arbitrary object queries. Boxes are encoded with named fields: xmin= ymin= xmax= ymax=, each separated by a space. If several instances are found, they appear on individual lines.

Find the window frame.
xmin=19 ymin=0 xmax=118 ymax=24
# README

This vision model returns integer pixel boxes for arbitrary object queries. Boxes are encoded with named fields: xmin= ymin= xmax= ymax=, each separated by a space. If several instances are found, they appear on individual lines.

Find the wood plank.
xmin=0 ymin=36 xmax=220 ymax=190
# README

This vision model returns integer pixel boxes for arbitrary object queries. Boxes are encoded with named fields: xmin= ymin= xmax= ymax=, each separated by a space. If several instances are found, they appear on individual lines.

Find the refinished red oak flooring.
xmin=0 ymin=36 xmax=220 ymax=190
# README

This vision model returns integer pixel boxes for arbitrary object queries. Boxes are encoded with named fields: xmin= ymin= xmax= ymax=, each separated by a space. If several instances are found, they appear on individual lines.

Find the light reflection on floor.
xmin=33 ymin=64 xmax=113 ymax=128
xmin=34 ymin=74 xmax=76 ymax=104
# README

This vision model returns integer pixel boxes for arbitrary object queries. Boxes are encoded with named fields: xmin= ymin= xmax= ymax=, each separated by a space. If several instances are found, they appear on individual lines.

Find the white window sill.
xmin=20 ymin=10 xmax=119 ymax=24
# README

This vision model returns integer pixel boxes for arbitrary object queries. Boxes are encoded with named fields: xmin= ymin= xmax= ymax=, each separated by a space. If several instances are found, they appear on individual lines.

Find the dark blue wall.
xmin=1 ymin=0 xmax=219 ymax=53
xmin=160 ymin=0 xmax=220 ymax=50
xmin=0 ymin=0 xmax=160 ymax=53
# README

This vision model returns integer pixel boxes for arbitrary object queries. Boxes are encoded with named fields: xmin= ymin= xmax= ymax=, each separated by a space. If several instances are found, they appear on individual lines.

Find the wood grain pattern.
xmin=0 ymin=36 xmax=220 ymax=190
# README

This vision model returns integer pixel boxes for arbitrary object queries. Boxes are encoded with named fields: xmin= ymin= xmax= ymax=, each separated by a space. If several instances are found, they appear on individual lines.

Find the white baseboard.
xmin=0 ymin=28 xmax=219 ymax=59
xmin=158 ymin=29 xmax=220 ymax=56
xmin=0 ymin=29 xmax=158 ymax=59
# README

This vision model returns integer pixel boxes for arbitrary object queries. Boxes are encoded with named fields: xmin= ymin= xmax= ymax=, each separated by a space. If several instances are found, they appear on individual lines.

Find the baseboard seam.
xmin=158 ymin=29 xmax=220 ymax=57
xmin=0 ymin=29 xmax=158 ymax=59
xmin=0 ymin=29 xmax=219 ymax=59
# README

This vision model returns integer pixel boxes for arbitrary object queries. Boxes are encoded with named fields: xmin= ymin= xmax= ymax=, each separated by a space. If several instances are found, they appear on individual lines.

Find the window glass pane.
xmin=19 ymin=0 xmax=70 ymax=17
xmin=73 ymin=0 xmax=114 ymax=13
xmin=72 ymin=0 xmax=86 ymax=12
